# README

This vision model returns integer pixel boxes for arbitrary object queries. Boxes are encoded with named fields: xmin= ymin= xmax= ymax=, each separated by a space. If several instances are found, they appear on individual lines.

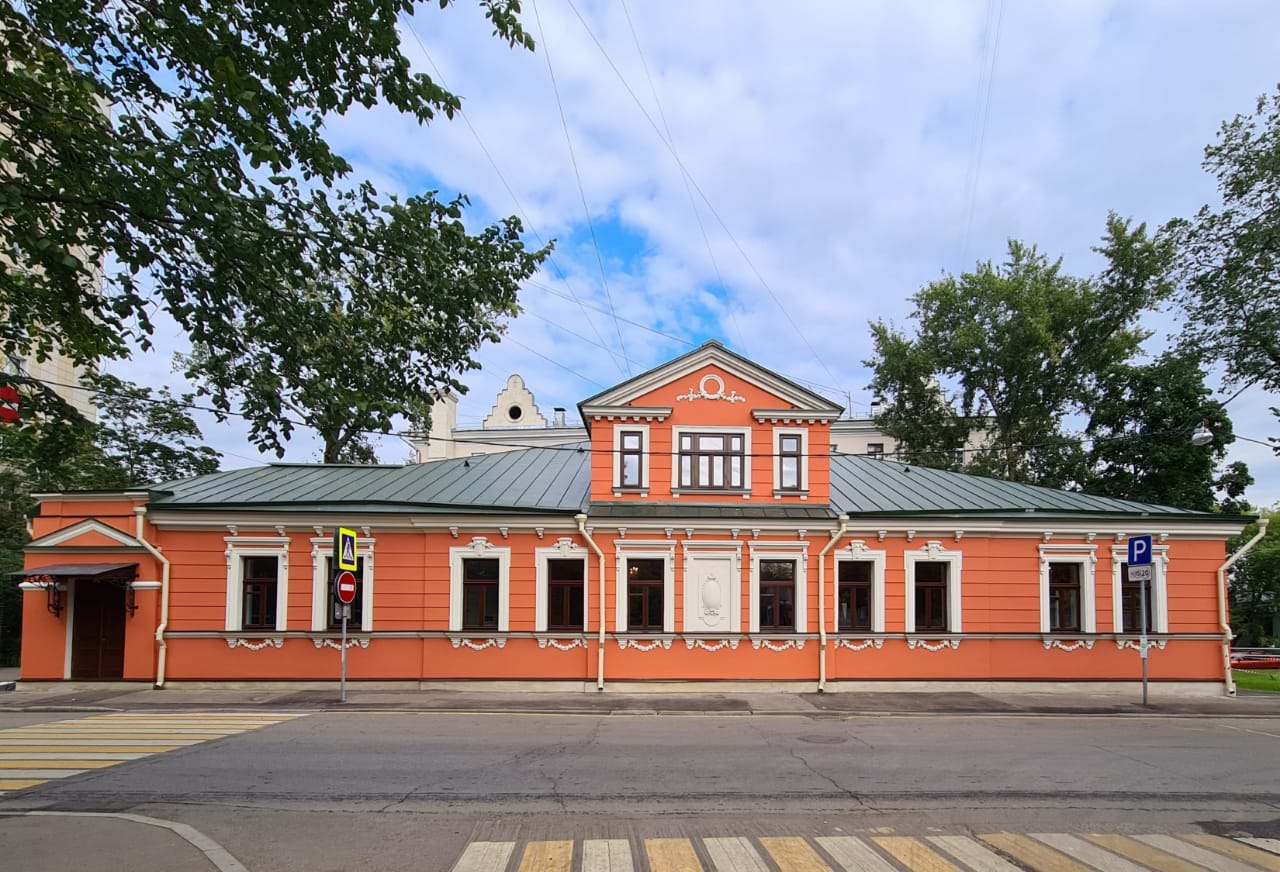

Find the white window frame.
xmin=671 ymin=425 xmax=753 ymax=497
xmin=536 ymin=538 xmax=590 ymax=633
xmin=614 ymin=544 xmax=675 ymax=633
xmin=225 ymin=536 xmax=290 ymax=632
xmin=834 ymin=541 xmax=886 ymax=633
xmin=449 ymin=537 xmax=512 ymax=633
xmin=772 ymin=427 xmax=808 ymax=497
xmin=1039 ymin=544 xmax=1096 ymax=634
xmin=1111 ymin=544 xmax=1169 ymax=634
xmin=749 ymin=542 xmax=810 ymax=634
xmin=311 ymin=536 xmax=376 ymax=632
xmin=613 ymin=424 xmax=650 ymax=496
xmin=904 ymin=541 xmax=962 ymax=634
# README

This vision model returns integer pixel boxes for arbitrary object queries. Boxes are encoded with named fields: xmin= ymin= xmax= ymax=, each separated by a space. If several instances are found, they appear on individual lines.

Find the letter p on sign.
xmin=1128 ymin=535 xmax=1152 ymax=566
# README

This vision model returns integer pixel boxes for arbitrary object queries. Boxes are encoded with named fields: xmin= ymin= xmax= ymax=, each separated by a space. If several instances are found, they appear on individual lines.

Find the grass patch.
xmin=1234 ymin=669 xmax=1280 ymax=693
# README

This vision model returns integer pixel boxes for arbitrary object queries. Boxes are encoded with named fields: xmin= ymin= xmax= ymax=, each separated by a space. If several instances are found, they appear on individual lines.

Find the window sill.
xmin=672 ymin=488 xmax=751 ymax=500
xmin=612 ymin=487 xmax=648 ymax=497
xmin=772 ymin=489 xmax=809 ymax=500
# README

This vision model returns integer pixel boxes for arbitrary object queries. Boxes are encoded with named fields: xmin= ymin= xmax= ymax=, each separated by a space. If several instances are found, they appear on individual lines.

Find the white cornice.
xmin=27 ymin=518 xmax=143 ymax=549
xmin=580 ymin=405 xmax=672 ymax=422
xmin=752 ymin=409 xmax=842 ymax=424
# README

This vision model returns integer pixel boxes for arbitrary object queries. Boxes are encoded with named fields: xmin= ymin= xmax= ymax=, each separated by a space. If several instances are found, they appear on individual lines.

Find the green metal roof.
xmin=150 ymin=444 xmax=593 ymax=515
xmin=828 ymin=454 xmax=1229 ymax=520
xmin=140 ymin=446 xmax=1242 ymax=524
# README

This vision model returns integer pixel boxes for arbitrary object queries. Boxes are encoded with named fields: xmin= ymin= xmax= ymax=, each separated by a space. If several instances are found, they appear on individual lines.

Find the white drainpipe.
xmin=817 ymin=514 xmax=849 ymax=692
xmin=1218 ymin=518 xmax=1269 ymax=697
xmin=576 ymin=513 xmax=607 ymax=691
xmin=134 ymin=505 xmax=172 ymax=688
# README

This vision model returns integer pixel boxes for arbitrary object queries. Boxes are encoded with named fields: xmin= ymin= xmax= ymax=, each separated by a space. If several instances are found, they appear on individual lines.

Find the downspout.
xmin=817 ymin=514 xmax=849 ymax=692
xmin=1218 ymin=518 xmax=1269 ymax=697
xmin=576 ymin=513 xmax=607 ymax=691
xmin=134 ymin=505 xmax=172 ymax=689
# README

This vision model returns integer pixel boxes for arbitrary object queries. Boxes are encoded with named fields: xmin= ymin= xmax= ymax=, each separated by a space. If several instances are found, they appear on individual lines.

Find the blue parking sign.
xmin=1128 ymin=535 xmax=1152 ymax=566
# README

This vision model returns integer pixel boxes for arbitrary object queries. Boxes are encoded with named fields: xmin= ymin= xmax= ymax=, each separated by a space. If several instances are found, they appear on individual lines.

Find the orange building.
xmin=14 ymin=343 xmax=1252 ymax=694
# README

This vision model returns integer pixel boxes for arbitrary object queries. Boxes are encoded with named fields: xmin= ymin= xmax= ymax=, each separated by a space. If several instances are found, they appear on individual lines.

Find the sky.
xmin=112 ymin=0 xmax=1280 ymax=508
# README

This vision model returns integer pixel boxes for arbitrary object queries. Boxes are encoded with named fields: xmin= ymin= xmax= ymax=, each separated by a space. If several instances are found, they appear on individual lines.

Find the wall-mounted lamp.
xmin=1191 ymin=422 xmax=1214 ymax=446
xmin=42 ymin=580 xmax=64 ymax=617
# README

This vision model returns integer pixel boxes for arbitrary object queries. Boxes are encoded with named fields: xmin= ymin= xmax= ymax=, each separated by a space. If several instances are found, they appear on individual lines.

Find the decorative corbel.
xmin=535 ymin=527 xmax=544 ymax=540
xmin=448 ymin=526 xmax=459 ymax=539
xmin=730 ymin=528 xmax=740 ymax=539
xmin=361 ymin=526 xmax=371 ymax=538
xmin=665 ymin=528 xmax=674 ymax=539
xmin=1115 ymin=532 xmax=1125 ymax=543
xmin=1158 ymin=532 xmax=1169 ymax=544
xmin=877 ymin=530 xmax=887 ymax=542
xmin=685 ymin=527 xmax=695 ymax=539
xmin=1086 ymin=532 xmax=1096 ymax=543
xmin=227 ymin=525 xmax=238 ymax=536
xmin=313 ymin=526 xmax=324 ymax=537
xmin=1042 ymin=532 xmax=1053 ymax=543
xmin=275 ymin=525 xmax=286 ymax=537
xmin=906 ymin=530 xmax=916 ymax=543
xmin=498 ymin=527 xmax=509 ymax=540
xmin=751 ymin=529 xmax=760 ymax=540
xmin=797 ymin=528 xmax=807 ymax=541
xmin=617 ymin=527 xmax=626 ymax=539
xmin=954 ymin=530 xmax=964 ymax=542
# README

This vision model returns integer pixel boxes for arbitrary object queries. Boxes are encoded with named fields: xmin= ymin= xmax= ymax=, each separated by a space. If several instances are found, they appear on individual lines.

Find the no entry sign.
xmin=335 ymin=570 xmax=358 ymax=605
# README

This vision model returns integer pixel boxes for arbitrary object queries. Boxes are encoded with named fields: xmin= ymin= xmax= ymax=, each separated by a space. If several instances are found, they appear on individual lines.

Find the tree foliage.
xmin=1171 ymin=86 xmax=1280 ymax=452
xmin=866 ymin=215 xmax=1174 ymax=487
xmin=1084 ymin=351 xmax=1252 ymax=512
xmin=179 ymin=194 xmax=547 ymax=463
xmin=1230 ymin=510 xmax=1280 ymax=648
xmin=0 ymin=0 xmax=541 ymax=420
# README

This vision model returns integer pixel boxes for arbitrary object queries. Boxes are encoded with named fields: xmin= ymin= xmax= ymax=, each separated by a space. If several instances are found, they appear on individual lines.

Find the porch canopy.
xmin=11 ymin=563 xmax=137 ymax=579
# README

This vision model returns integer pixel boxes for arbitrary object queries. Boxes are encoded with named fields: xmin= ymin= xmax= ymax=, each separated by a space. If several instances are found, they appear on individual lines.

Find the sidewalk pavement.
xmin=2 ymin=675 xmax=1279 ymax=718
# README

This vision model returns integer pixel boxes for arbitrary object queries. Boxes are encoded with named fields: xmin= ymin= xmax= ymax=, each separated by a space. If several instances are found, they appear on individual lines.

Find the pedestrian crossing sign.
xmin=335 ymin=527 xmax=358 ymax=571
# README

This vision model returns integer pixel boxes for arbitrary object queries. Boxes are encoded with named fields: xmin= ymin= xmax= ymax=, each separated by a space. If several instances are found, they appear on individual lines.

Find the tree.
xmin=1230 ymin=510 xmax=1280 ymax=648
xmin=178 ymin=193 xmax=547 ymax=463
xmin=0 ymin=0 xmax=537 ymax=392
xmin=1083 ymin=351 xmax=1252 ymax=512
xmin=89 ymin=374 xmax=221 ymax=484
xmin=1171 ymin=86 xmax=1280 ymax=453
xmin=866 ymin=215 xmax=1174 ymax=486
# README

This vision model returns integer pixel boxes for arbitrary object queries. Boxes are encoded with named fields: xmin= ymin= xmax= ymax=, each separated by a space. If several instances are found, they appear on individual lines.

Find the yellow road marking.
xmin=874 ymin=836 xmax=965 ymax=872
xmin=1080 ymin=835 xmax=1204 ymax=872
xmin=761 ymin=836 xmax=832 ymax=871
xmin=0 ymin=746 xmax=182 ymax=753
xmin=1135 ymin=834 xmax=1261 ymax=872
xmin=517 ymin=840 xmax=573 ymax=872
xmin=0 ymin=780 xmax=44 ymax=790
xmin=979 ymin=834 xmax=1092 ymax=872
xmin=0 ymin=760 xmax=116 ymax=769
xmin=1182 ymin=835 xmax=1280 ymax=872
xmin=645 ymin=838 xmax=702 ymax=872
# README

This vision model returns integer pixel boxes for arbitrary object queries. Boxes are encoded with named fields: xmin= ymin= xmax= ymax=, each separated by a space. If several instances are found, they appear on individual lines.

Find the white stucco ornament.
xmin=676 ymin=374 xmax=746 ymax=404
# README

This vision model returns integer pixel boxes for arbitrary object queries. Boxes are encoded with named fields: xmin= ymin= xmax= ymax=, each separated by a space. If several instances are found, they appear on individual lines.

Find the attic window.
xmin=507 ymin=405 xmax=523 ymax=422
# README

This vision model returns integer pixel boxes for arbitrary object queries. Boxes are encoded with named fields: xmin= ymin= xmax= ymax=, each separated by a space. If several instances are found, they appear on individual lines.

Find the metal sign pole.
xmin=340 ymin=604 xmax=349 ymax=703
xmin=1140 ymin=577 xmax=1149 ymax=706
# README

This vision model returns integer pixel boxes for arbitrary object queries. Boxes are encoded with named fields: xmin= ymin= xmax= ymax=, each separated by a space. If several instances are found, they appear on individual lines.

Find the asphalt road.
xmin=3 ymin=710 xmax=1280 ymax=871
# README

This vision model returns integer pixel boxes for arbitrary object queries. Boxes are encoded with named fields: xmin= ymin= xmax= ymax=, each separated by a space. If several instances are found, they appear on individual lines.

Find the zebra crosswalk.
xmin=451 ymin=832 xmax=1280 ymax=871
xmin=0 ymin=712 xmax=304 ymax=792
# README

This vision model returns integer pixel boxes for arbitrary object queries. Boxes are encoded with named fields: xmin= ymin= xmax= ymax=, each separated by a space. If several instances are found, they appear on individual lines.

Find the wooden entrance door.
xmin=71 ymin=581 xmax=126 ymax=679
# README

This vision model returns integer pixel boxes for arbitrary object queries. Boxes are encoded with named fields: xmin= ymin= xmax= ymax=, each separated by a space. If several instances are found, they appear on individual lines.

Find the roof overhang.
xmin=11 ymin=563 xmax=137 ymax=578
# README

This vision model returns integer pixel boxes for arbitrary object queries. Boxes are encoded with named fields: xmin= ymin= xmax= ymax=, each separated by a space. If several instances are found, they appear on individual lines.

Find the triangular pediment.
xmin=27 ymin=518 xmax=143 ymax=550
xmin=578 ymin=341 xmax=843 ymax=418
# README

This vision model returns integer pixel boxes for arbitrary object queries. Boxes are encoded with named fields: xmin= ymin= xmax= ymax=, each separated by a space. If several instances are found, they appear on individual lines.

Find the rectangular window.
xmin=326 ymin=556 xmax=365 ymax=629
xmin=866 ymin=442 xmax=884 ymax=458
xmin=914 ymin=561 xmax=948 ymax=631
xmin=1120 ymin=564 xmax=1153 ymax=632
xmin=242 ymin=556 xmax=278 ymax=630
xmin=678 ymin=432 xmax=744 ymax=489
xmin=1048 ymin=562 xmax=1081 ymax=632
xmin=547 ymin=558 xmax=585 ymax=631
xmin=758 ymin=559 xmax=796 ymax=631
xmin=462 ymin=557 xmax=500 ymax=630
xmin=626 ymin=558 xmax=665 ymax=632
xmin=838 ymin=561 xmax=873 ymax=631
xmin=619 ymin=430 xmax=644 ymax=488
xmin=779 ymin=434 xmax=801 ymax=490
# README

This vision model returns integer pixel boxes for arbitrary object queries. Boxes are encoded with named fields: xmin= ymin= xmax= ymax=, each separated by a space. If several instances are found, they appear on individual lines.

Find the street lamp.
xmin=1191 ymin=422 xmax=1214 ymax=446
